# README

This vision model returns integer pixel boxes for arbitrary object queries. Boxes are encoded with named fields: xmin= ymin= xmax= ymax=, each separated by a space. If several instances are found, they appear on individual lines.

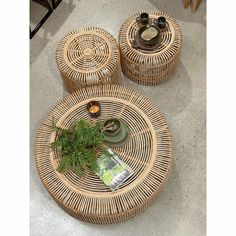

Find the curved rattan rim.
xmin=62 ymin=31 xmax=112 ymax=73
xmin=118 ymin=10 xmax=182 ymax=85
xmin=56 ymin=26 xmax=120 ymax=82
xmin=49 ymin=97 xmax=157 ymax=196
xmin=35 ymin=85 xmax=172 ymax=223
xmin=119 ymin=10 xmax=182 ymax=61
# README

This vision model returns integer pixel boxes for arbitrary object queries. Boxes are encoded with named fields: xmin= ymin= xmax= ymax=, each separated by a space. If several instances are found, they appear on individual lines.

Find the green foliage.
xmin=50 ymin=118 xmax=104 ymax=176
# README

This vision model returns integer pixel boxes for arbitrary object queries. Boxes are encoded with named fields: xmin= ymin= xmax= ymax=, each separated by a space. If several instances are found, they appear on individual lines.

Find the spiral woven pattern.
xmin=119 ymin=10 xmax=182 ymax=85
xmin=56 ymin=27 xmax=120 ymax=93
xmin=35 ymin=85 xmax=172 ymax=224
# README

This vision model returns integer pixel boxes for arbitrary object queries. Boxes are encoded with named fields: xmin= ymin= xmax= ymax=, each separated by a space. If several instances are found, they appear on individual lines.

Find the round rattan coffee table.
xmin=118 ymin=10 xmax=182 ymax=85
xmin=35 ymin=85 xmax=172 ymax=224
xmin=56 ymin=27 xmax=121 ymax=93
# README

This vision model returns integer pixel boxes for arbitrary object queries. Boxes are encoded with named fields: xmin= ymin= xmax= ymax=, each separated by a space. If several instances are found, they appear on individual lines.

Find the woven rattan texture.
xmin=35 ymin=85 xmax=172 ymax=224
xmin=119 ymin=10 xmax=182 ymax=85
xmin=56 ymin=27 xmax=121 ymax=93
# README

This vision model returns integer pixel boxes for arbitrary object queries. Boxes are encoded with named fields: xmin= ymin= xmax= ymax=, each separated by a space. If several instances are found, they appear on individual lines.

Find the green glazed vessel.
xmin=102 ymin=118 xmax=129 ymax=147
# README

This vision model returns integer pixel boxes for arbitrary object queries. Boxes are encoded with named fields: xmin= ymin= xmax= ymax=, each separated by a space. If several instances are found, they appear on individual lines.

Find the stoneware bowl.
xmin=102 ymin=118 xmax=129 ymax=147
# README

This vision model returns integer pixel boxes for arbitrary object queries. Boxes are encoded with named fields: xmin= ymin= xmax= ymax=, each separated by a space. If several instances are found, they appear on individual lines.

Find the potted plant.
xmin=50 ymin=119 xmax=104 ymax=176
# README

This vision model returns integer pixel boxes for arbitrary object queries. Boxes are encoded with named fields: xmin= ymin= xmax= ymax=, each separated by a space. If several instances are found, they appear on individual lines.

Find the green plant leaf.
xmin=51 ymin=119 xmax=104 ymax=176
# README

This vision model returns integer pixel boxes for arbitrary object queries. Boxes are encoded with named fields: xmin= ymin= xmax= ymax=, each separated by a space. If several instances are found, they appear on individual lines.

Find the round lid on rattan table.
xmin=56 ymin=27 xmax=121 ymax=93
xmin=118 ymin=10 xmax=182 ymax=85
xmin=35 ymin=85 xmax=172 ymax=224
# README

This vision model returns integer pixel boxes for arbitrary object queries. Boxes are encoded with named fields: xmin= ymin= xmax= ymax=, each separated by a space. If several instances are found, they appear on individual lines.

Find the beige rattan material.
xmin=35 ymin=85 xmax=172 ymax=224
xmin=191 ymin=0 xmax=203 ymax=12
xmin=56 ymin=27 xmax=121 ymax=93
xmin=182 ymin=0 xmax=190 ymax=8
xmin=182 ymin=0 xmax=203 ymax=12
xmin=118 ymin=10 xmax=182 ymax=85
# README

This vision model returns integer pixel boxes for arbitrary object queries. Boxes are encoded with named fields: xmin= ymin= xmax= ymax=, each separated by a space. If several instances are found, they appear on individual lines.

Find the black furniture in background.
xmin=51 ymin=0 xmax=62 ymax=9
xmin=30 ymin=0 xmax=62 ymax=39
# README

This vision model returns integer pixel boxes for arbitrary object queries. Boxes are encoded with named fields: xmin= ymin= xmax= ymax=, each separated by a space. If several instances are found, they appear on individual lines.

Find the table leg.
xmin=191 ymin=0 xmax=203 ymax=12
xmin=182 ymin=0 xmax=191 ymax=9
xmin=51 ymin=0 xmax=62 ymax=9
xmin=30 ymin=0 xmax=53 ymax=39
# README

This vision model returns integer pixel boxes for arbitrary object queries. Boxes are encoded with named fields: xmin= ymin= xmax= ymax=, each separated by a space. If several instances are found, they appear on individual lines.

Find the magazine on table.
xmin=95 ymin=148 xmax=134 ymax=191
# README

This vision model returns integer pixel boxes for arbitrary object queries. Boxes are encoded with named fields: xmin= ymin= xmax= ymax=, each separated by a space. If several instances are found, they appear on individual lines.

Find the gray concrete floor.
xmin=30 ymin=0 xmax=206 ymax=235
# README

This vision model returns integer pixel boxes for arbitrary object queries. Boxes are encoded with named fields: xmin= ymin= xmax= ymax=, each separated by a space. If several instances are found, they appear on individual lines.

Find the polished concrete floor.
xmin=30 ymin=0 xmax=206 ymax=235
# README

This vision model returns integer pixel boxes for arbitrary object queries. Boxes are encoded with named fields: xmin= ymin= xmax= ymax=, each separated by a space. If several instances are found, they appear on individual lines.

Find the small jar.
xmin=136 ymin=12 xmax=149 ymax=25
xmin=87 ymin=101 xmax=101 ymax=118
xmin=154 ymin=16 xmax=166 ymax=29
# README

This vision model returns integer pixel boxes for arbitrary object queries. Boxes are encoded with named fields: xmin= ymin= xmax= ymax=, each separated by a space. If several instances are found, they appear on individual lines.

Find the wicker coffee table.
xmin=56 ymin=27 xmax=121 ymax=93
xmin=35 ymin=85 xmax=172 ymax=224
xmin=119 ymin=10 xmax=182 ymax=85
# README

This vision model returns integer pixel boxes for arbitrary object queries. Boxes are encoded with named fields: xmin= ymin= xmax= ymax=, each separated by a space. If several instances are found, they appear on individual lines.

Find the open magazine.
xmin=95 ymin=148 xmax=134 ymax=191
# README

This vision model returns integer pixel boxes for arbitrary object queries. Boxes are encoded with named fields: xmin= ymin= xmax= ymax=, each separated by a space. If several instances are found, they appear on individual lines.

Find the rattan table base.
xmin=35 ymin=85 xmax=172 ymax=224
xmin=119 ymin=10 xmax=182 ymax=85
xmin=56 ymin=27 xmax=121 ymax=93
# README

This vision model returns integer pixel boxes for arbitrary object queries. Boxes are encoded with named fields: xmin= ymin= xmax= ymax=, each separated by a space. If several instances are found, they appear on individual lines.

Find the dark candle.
xmin=87 ymin=101 xmax=101 ymax=118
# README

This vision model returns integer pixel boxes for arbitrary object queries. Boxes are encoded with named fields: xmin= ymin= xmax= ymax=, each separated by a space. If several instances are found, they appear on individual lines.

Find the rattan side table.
xmin=56 ymin=27 xmax=121 ymax=93
xmin=35 ymin=85 xmax=172 ymax=224
xmin=119 ymin=10 xmax=182 ymax=85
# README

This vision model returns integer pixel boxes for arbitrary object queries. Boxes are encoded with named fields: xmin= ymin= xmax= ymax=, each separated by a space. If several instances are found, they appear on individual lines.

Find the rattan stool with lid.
xmin=119 ymin=10 xmax=182 ymax=85
xmin=56 ymin=27 xmax=121 ymax=93
xmin=35 ymin=85 xmax=172 ymax=224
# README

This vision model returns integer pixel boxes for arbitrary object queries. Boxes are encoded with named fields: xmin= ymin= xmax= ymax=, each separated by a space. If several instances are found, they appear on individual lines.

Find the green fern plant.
xmin=50 ymin=118 xmax=104 ymax=176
